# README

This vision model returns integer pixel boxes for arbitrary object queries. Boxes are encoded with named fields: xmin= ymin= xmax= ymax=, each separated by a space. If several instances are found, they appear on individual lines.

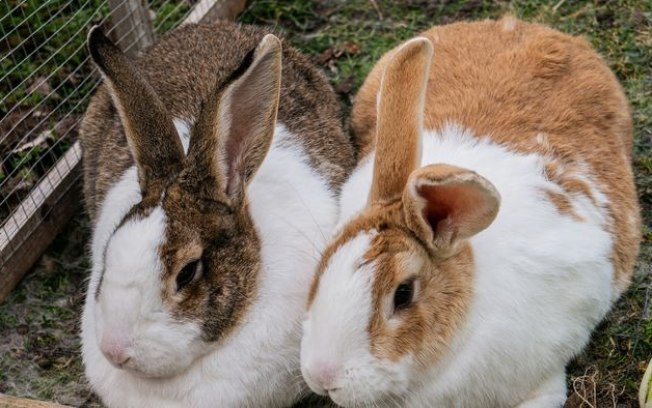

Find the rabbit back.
xmin=352 ymin=17 xmax=639 ymax=291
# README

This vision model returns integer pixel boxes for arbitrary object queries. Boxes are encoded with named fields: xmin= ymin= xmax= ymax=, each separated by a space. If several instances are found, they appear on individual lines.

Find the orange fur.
xmin=366 ymin=225 xmax=474 ymax=365
xmin=369 ymin=38 xmax=432 ymax=204
xmin=307 ymin=202 xmax=474 ymax=366
xmin=310 ymin=40 xmax=482 ymax=368
xmin=352 ymin=17 xmax=640 ymax=291
xmin=544 ymin=189 xmax=584 ymax=222
xmin=403 ymin=164 xmax=500 ymax=256
xmin=308 ymin=17 xmax=641 ymax=371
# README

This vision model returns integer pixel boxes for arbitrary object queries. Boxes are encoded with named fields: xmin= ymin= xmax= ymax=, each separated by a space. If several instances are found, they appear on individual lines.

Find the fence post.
xmin=107 ymin=0 xmax=155 ymax=57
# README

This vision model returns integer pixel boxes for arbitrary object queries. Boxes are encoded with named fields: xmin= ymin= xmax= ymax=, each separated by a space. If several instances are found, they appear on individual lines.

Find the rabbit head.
xmin=300 ymin=38 xmax=500 ymax=407
xmin=86 ymin=27 xmax=282 ymax=378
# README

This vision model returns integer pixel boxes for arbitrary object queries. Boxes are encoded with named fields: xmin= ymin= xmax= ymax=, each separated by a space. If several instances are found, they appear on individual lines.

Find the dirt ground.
xmin=1 ymin=1 xmax=650 ymax=407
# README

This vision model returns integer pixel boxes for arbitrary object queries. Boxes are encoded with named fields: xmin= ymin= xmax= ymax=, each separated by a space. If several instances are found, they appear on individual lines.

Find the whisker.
xmin=267 ymin=215 xmax=327 ymax=260
xmin=282 ymin=178 xmax=331 ymax=243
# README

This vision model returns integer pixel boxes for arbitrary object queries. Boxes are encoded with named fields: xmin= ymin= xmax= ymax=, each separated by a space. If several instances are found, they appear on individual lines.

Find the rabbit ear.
xmin=87 ymin=26 xmax=184 ymax=200
xmin=185 ymin=34 xmax=282 ymax=204
xmin=403 ymin=164 xmax=500 ymax=256
xmin=368 ymin=37 xmax=433 ymax=205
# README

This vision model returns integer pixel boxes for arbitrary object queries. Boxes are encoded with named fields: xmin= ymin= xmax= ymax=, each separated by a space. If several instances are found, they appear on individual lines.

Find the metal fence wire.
xmin=0 ymin=0 xmax=234 ymax=277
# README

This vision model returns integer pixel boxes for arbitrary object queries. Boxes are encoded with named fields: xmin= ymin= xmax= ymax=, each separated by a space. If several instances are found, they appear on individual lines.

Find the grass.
xmin=0 ymin=0 xmax=650 ymax=407
xmin=0 ymin=217 xmax=99 ymax=406
xmin=0 ymin=0 xmax=105 ymax=221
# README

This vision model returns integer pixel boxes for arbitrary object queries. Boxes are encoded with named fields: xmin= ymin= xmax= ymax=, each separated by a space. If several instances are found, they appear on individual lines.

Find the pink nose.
xmin=309 ymin=361 xmax=341 ymax=391
xmin=100 ymin=332 xmax=131 ymax=367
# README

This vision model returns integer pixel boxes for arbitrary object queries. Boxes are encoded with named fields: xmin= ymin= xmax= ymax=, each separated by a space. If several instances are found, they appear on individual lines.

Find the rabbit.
xmin=300 ymin=17 xmax=640 ymax=408
xmin=79 ymin=21 xmax=355 ymax=408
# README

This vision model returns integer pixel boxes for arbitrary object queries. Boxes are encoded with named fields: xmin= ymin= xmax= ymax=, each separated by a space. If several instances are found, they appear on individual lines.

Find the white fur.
xmin=173 ymin=118 xmax=191 ymax=153
xmin=302 ymin=232 xmax=413 ymax=406
xmin=82 ymin=123 xmax=338 ymax=407
xmin=303 ymin=124 xmax=615 ymax=407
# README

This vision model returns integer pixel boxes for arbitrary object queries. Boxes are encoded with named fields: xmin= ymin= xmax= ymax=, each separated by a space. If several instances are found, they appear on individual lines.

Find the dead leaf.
xmin=316 ymin=41 xmax=361 ymax=65
xmin=27 ymin=76 xmax=52 ymax=97
xmin=335 ymin=75 xmax=355 ymax=95
xmin=0 ymin=107 xmax=52 ymax=156
xmin=11 ymin=130 xmax=53 ymax=154
xmin=339 ymin=41 xmax=361 ymax=54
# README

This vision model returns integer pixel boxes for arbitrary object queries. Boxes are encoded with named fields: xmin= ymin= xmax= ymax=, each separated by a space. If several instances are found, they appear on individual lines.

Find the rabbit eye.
xmin=176 ymin=259 xmax=202 ymax=291
xmin=393 ymin=279 xmax=415 ymax=312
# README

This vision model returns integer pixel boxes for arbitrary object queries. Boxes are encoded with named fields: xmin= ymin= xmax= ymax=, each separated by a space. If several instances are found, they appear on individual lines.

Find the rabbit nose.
xmin=100 ymin=331 xmax=131 ymax=367
xmin=309 ymin=361 xmax=341 ymax=391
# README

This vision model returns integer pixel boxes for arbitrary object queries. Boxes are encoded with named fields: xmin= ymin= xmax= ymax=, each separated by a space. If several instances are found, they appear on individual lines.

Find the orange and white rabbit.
xmin=301 ymin=17 xmax=640 ymax=408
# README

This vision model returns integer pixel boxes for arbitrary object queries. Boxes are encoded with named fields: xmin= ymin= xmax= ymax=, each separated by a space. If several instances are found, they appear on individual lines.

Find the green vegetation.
xmin=151 ymin=0 xmax=190 ymax=33
xmin=0 ymin=0 xmax=107 ymax=110
xmin=0 ymin=0 xmax=107 ymax=221
xmin=0 ymin=1 xmax=650 ymax=407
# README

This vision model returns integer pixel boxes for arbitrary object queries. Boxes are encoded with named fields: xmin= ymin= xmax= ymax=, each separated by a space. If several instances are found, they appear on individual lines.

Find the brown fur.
xmin=160 ymin=182 xmax=259 ymax=342
xmin=156 ymin=36 xmax=282 ymax=340
xmin=80 ymin=23 xmax=354 ymax=343
xmin=87 ymin=28 xmax=185 ymax=200
xmin=80 ymin=22 xmax=354 ymax=219
xmin=352 ymin=17 xmax=640 ymax=291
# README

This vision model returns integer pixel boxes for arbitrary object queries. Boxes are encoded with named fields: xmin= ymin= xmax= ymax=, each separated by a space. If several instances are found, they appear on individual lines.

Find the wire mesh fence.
xmin=0 ymin=0 xmax=243 ymax=297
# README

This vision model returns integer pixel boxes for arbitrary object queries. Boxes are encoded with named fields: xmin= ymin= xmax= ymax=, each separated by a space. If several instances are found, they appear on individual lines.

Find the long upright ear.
xmin=368 ymin=37 xmax=433 ymax=205
xmin=87 ymin=26 xmax=184 ymax=199
xmin=185 ymin=34 xmax=282 ymax=204
xmin=403 ymin=164 xmax=500 ymax=256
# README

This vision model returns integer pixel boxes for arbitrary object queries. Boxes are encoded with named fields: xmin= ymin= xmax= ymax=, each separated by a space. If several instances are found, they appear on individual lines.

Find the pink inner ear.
xmin=421 ymin=191 xmax=451 ymax=235
xmin=417 ymin=184 xmax=481 ymax=235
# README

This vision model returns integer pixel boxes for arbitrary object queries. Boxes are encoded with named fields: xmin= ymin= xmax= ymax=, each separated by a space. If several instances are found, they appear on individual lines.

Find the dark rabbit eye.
xmin=176 ymin=260 xmax=202 ymax=291
xmin=393 ymin=279 xmax=415 ymax=312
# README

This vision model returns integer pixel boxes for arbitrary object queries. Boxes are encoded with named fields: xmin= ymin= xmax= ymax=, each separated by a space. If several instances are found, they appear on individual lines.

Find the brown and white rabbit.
xmin=300 ymin=17 xmax=640 ymax=408
xmin=79 ymin=22 xmax=354 ymax=408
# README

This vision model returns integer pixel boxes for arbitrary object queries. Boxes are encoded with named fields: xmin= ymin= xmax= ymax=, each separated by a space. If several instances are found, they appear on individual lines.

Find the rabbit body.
xmin=301 ymin=18 xmax=639 ymax=408
xmin=80 ymin=23 xmax=354 ymax=408
xmin=338 ymin=125 xmax=617 ymax=407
